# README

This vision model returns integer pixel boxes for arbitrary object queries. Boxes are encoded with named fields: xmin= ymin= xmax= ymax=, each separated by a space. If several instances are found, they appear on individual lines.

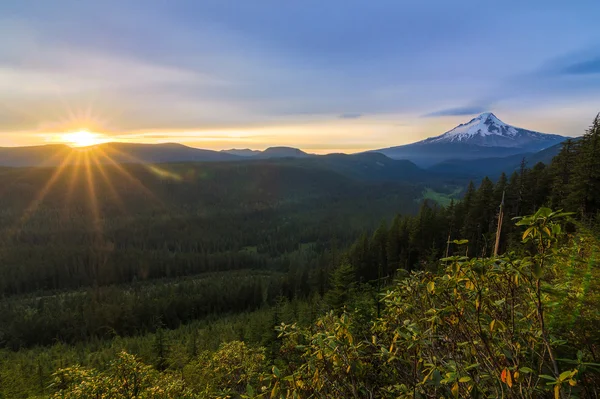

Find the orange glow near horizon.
xmin=60 ymin=130 xmax=107 ymax=147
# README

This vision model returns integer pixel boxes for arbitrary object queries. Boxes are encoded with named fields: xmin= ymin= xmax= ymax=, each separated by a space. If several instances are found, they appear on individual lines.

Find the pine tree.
xmin=153 ymin=326 xmax=169 ymax=371
xmin=549 ymin=138 xmax=576 ymax=210
xmin=386 ymin=215 xmax=401 ymax=274
xmin=517 ymin=157 xmax=528 ymax=216
xmin=568 ymin=114 xmax=600 ymax=219
xmin=494 ymin=173 xmax=508 ymax=204
xmin=460 ymin=181 xmax=478 ymax=252
xmin=472 ymin=177 xmax=495 ymax=256
xmin=371 ymin=222 xmax=389 ymax=280
xmin=325 ymin=263 xmax=356 ymax=312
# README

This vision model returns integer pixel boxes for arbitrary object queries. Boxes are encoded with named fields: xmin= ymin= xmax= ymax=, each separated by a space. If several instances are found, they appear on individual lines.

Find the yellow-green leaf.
xmin=559 ymin=370 xmax=573 ymax=381
xmin=427 ymin=281 xmax=435 ymax=294
xmin=522 ymin=226 xmax=534 ymax=240
xmin=451 ymin=382 xmax=459 ymax=398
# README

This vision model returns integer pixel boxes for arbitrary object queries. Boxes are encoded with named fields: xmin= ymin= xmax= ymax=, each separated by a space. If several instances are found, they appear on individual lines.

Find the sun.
xmin=61 ymin=130 xmax=105 ymax=147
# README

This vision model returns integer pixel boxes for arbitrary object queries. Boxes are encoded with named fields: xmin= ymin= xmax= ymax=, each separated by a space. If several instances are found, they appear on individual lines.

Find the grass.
xmin=419 ymin=186 xmax=463 ymax=207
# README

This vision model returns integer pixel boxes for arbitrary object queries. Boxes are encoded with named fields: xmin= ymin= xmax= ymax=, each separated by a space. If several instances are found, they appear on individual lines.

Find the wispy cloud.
xmin=559 ymin=56 xmax=600 ymax=75
xmin=339 ymin=113 xmax=362 ymax=119
xmin=423 ymin=106 xmax=488 ymax=118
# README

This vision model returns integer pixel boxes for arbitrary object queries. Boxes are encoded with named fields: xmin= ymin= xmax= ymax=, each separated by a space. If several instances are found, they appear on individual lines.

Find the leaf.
xmin=501 ymin=368 xmax=513 ymax=387
xmin=522 ymin=226 xmax=535 ymax=241
xmin=452 ymin=239 xmax=469 ymax=245
xmin=559 ymin=371 xmax=573 ymax=381
xmin=427 ymin=281 xmax=435 ymax=294
xmin=459 ymin=376 xmax=471 ymax=382
xmin=272 ymin=366 xmax=281 ymax=379
xmin=554 ymin=384 xmax=560 ymax=399
xmin=543 ymin=226 xmax=552 ymax=237
xmin=569 ymin=379 xmax=577 ymax=386
xmin=432 ymin=370 xmax=442 ymax=387
xmin=490 ymin=319 xmax=496 ymax=332
xmin=533 ymin=263 xmax=543 ymax=278
xmin=246 ymin=384 xmax=255 ymax=397
xmin=271 ymin=381 xmax=279 ymax=398
xmin=451 ymin=382 xmax=459 ymax=398
xmin=537 ymin=207 xmax=552 ymax=218
xmin=519 ymin=367 xmax=533 ymax=374
xmin=506 ymin=369 xmax=513 ymax=388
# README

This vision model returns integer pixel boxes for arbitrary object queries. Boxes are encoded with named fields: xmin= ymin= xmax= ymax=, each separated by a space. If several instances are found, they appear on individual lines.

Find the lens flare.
xmin=61 ymin=130 xmax=105 ymax=147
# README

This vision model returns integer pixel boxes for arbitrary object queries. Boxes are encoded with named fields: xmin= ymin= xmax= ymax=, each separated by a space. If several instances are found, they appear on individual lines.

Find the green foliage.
xmin=50 ymin=351 xmax=195 ymax=398
xmin=324 ymin=263 xmax=357 ymax=311
xmin=272 ymin=210 xmax=600 ymax=398
xmin=19 ymin=208 xmax=600 ymax=399
xmin=183 ymin=341 xmax=268 ymax=398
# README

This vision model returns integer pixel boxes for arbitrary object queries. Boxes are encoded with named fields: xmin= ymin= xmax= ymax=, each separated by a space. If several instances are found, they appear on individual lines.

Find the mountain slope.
xmin=0 ymin=144 xmax=72 ymax=167
xmin=255 ymin=146 xmax=311 ymax=158
xmin=424 ymin=113 xmax=564 ymax=147
xmin=220 ymin=147 xmax=310 ymax=158
xmin=0 ymin=142 xmax=241 ymax=167
xmin=374 ymin=113 xmax=566 ymax=167
xmin=427 ymin=140 xmax=566 ymax=178
xmin=95 ymin=142 xmax=241 ymax=163
xmin=265 ymin=152 xmax=429 ymax=182
xmin=220 ymin=148 xmax=262 ymax=157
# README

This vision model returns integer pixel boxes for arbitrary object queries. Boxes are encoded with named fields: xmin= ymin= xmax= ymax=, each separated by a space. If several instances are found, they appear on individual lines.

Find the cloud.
xmin=559 ymin=56 xmax=600 ymax=75
xmin=423 ymin=106 xmax=488 ymax=118
xmin=1 ymin=0 xmax=599 ymax=147
xmin=339 ymin=113 xmax=362 ymax=119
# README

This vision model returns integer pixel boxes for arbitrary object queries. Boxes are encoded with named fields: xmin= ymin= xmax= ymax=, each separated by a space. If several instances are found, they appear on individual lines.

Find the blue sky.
xmin=1 ymin=0 xmax=599 ymax=151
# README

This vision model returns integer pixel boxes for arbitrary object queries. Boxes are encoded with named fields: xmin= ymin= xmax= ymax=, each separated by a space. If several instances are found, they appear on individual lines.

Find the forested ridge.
xmin=1 ymin=115 xmax=600 ymax=398
xmin=0 ymin=159 xmax=426 ymax=350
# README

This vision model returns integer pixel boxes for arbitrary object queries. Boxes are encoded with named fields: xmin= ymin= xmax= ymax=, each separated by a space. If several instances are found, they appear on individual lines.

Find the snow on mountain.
xmin=429 ymin=113 xmax=516 ymax=142
xmin=373 ymin=112 xmax=567 ymax=167
xmin=421 ymin=112 xmax=562 ymax=148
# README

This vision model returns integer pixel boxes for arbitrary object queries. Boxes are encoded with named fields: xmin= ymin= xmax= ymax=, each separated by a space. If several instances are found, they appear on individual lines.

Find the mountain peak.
xmin=372 ymin=113 xmax=566 ymax=167
xmin=476 ymin=112 xmax=499 ymax=123
xmin=427 ymin=112 xmax=519 ymax=144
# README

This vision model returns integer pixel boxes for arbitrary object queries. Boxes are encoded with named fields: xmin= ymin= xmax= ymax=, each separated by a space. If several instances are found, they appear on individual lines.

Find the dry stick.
xmin=494 ymin=191 xmax=505 ymax=257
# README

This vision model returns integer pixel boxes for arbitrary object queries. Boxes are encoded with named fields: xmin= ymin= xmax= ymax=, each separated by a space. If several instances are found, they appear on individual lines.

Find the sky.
xmin=1 ymin=0 xmax=599 ymax=153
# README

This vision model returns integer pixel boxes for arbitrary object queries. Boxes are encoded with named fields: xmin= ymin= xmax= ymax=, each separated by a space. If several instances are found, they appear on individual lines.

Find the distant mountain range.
xmin=373 ymin=113 xmax=566 ymax=167
xmin=221 ymin=146 xmax=311 ymax=158
xmin=0 ymin=143 xmax=239 ymax=167
xmin=0 ymin=113 xmax=570 ymax=185
xmin=0 ymin=143 xmax=314 ymax=168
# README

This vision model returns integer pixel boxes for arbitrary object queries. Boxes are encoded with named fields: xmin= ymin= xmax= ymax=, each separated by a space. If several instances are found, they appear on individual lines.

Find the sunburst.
xmin=61 ymin=130 xmax=106 ymax=147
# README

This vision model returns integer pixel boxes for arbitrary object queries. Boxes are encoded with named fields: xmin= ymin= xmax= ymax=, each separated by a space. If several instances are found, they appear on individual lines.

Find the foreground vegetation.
xmin=45 ymin=210 xmax=600 ymax=398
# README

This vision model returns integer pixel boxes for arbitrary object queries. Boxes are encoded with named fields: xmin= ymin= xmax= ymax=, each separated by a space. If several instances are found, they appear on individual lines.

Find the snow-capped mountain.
xmin=422 ymin=112 xmax=563 ymax=148
xmin=373 ymin=113 xmax=567 ymax=167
